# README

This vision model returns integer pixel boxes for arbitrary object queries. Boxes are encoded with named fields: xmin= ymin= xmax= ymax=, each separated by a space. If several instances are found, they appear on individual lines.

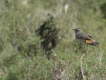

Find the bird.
xmin=72 ymin=28 xmax=99 ymax=46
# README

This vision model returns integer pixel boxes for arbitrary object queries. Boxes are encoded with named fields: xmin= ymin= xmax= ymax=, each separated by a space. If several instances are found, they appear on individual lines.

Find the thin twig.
xmin=80 ymin=53 xmax=85 ymax=80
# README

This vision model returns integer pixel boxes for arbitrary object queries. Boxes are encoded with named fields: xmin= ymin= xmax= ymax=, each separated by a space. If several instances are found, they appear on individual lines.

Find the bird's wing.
xmin=76 ymin=32 xmax=91 ymax=40
xmin=88 ymin=34 xmax=92 ymax=38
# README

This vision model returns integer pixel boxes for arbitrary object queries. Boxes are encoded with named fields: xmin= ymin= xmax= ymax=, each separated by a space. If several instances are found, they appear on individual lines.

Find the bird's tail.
xmin=86 ymin=39 xmax=99 ymax=46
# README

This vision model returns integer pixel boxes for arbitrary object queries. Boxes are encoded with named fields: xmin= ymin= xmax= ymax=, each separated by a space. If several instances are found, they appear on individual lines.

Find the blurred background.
xmin=0 ymin=0 xmax=106 ymax=80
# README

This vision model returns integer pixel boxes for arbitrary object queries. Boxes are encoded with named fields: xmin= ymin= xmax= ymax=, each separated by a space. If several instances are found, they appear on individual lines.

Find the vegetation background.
xmin=0 ymin=0 xmax=106 ymax=80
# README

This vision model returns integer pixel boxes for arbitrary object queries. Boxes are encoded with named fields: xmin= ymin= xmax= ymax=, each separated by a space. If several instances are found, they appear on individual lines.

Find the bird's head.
xmin=72 ymin=28 xmax=83 ymax=33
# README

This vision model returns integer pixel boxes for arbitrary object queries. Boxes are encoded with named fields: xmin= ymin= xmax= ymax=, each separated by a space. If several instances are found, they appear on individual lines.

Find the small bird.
xmin=72 ymin=28 xmax=99 ymax=46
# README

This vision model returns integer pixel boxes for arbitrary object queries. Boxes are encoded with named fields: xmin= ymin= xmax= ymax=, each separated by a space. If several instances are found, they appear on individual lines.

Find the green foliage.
xmin=0 ymin=0 xmax=106 ymax=80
